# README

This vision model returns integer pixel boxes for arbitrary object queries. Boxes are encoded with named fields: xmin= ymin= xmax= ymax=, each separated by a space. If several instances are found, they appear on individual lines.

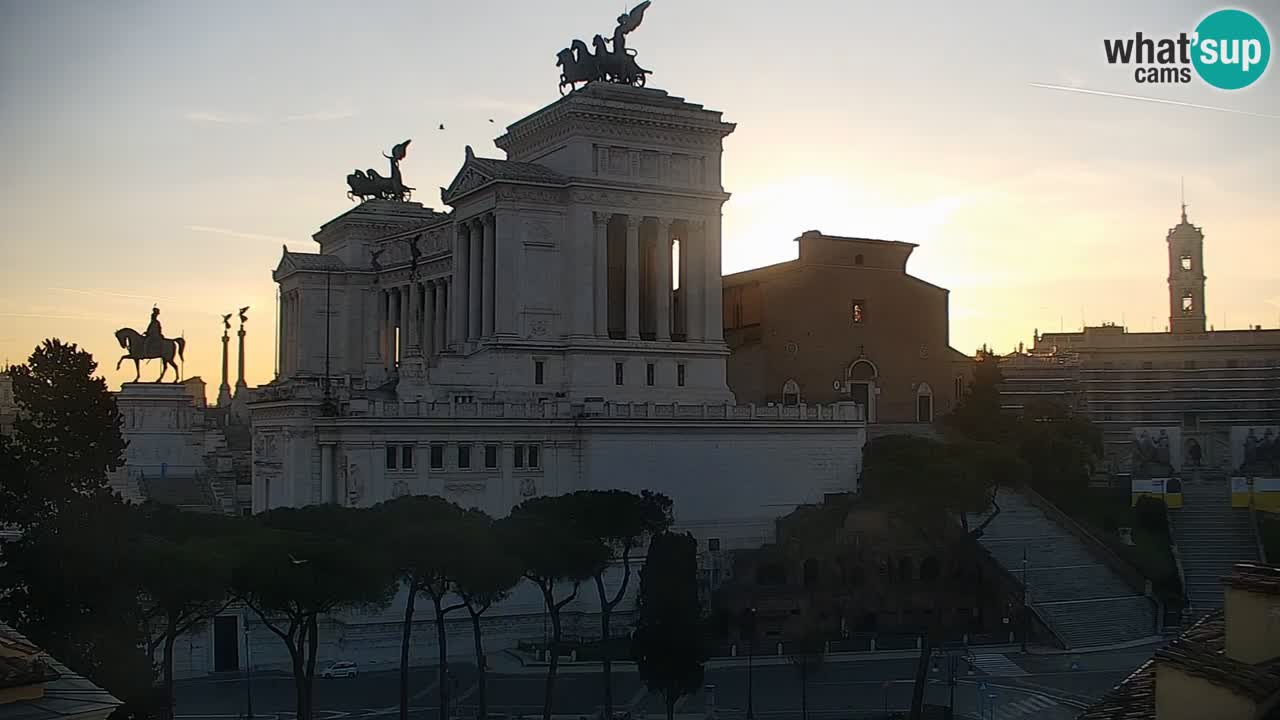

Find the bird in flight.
xmin=288 ymin=554 xmax=309 ymax=566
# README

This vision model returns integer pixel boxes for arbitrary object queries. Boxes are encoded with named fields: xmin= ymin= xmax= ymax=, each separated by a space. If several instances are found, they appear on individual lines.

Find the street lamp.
xmin=243 ymin=614 xmax=254 ymax=720
xmin=747 ymin=604 xmax=752 ymax=717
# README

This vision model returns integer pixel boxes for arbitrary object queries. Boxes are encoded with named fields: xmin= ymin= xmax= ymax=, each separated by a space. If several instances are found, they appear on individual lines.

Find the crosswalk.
xmin=983 ymin=691 xmax=1075 ymax=719
xmin=968 ymin=653 xmax=1029 ymax=677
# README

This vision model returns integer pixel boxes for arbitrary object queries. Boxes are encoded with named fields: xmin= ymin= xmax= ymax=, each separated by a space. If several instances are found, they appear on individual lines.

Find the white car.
xmin=320 ymin=660 xmax=359 ymax=679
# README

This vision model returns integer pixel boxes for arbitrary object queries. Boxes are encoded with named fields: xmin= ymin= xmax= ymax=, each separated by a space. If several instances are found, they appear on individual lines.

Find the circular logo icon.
xmin=1192 ymin=9 xmax=1270 ymax=89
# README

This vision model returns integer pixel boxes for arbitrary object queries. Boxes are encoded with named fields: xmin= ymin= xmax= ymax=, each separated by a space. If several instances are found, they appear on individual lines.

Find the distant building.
xmin=996 ymin=211 xmax=1280 ymax=473
xmin=1077 ymin=563 xmax=1280 ymax=720
xmin=722 ymin=230 xmax=968 ymax=426
xmin=0 ymin=371 xmax=13 ymax=436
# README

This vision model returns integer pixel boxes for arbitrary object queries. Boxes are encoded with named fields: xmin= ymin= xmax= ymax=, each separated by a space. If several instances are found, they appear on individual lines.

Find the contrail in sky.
xmin=1029 ymin=82 xmax=1280 ymax=120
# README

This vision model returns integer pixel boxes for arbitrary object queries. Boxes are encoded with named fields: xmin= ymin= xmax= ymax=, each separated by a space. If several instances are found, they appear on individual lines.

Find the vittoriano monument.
xmin=557 ymin=1 xmax=651 ymax=94
xmin=115 ymin=306 xmax=186 ymax=383
xmin=346 ymin=139 xmax=414 ymax=202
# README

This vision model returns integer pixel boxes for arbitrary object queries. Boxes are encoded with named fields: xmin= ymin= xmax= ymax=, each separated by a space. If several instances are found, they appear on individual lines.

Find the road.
xmin=176 ymin=645 xmax=1159 ymax=720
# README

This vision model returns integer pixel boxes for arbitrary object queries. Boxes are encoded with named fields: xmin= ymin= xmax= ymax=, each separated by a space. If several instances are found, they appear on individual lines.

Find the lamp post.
xmin=1021 ymin=545 xmax=1029 ymax=653
xmin=243 ymin=614 xmax=254 ymax=720
xmin=747 ymin=604 xmax=752 ymax=717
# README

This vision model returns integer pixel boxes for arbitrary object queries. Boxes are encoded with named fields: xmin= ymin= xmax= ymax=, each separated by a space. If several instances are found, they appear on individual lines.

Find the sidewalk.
xmin=495 ymin=644 xmax=1026 ymax=674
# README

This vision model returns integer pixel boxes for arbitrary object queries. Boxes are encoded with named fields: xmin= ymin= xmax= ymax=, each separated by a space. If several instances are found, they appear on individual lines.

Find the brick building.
xmin=722 ymin=230 xmax=968 ymax=424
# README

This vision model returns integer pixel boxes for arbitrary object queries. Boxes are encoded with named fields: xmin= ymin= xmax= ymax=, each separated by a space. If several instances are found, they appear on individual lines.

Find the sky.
xmin=1 ymin=0 xmax=1277 ymax=396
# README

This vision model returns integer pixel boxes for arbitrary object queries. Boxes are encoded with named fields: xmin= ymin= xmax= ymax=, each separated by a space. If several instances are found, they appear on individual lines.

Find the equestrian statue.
xmin=115 ymin=306 xmax=186 ymax=383
xmin=557 ymin=1 xmax=651 ymax=94
xmin=347 ymin=139 xmax=414 ymax=202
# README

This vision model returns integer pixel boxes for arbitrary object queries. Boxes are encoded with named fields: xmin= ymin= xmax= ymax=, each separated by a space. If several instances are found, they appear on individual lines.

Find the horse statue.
xmin=556 ymin=2 xmax=651 ymax=94
xmin=115 ymin=328 xmax=186 ymax=383
xmin=347 ymin=140 xmax=414 ymax=202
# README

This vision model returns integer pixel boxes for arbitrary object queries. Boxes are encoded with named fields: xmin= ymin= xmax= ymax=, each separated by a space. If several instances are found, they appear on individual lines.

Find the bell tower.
xmin=1167 ymin=203 xmax=1206 ymax=334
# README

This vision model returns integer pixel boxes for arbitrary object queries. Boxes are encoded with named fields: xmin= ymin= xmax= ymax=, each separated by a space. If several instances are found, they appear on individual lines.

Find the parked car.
xmin=319 ymin=660 xmax=358 ymax=679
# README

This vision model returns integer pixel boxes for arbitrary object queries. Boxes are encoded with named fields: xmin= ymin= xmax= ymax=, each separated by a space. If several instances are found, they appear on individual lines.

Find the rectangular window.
xmin=615 ymin=362 xmax=624 ymax=386
xmin=1182 ymin=294 xmax=1194 ymax=313
xmin=708 ymin=538 xmax=721 ymax=552
xmin=1142 ymin=361 xmax=1153 ymax=370
xmin=458 ymin=445 xmax=471 ymax=470
xmin=677 ymin=364 xmax=686 ymax=387
xmin=401 ymin=446 xmax=413 ymax=470
xmin=485 ymin=444 xmax=499 ymax=469
xmin=1180 ymin=255 xmax=1192 ymax=271
xmin=528 ymin=445 xmax=541 ymax=469
xmin=851 ymin=300 xmax=865 ymax=324
xmin=385 ymin=446 xmax=397 ymax=470
xmin=534 ymin=360 xmax=544 ymax=385
xmin=430 ymin=444 xmax=444 ymax=469
xmin=514 ymin=445 xmax=525 ymax=468
xmin=646 ymin=363 xmax=655 ymax=386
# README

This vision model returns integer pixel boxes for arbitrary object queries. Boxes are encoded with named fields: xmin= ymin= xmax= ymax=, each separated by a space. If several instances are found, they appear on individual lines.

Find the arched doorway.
xmin=846 ymin=359 xmax=878 ymax=422
xmin=782 ymin=378 xmax=801 ymax=407
xmin=916 ymin=382 xmax=934 ymax=423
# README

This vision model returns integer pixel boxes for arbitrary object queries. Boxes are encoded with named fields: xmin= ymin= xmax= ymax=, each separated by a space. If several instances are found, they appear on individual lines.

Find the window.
xmin=484 ymin=444 xmax=498 ymax=469
xmin=401 ymin=446 xmax=413 ymax=470
xmin=1180 ymin=255 xmax=1192 ymax=271
xmin=458 ymin=445 xmax=472 ymax=470
xmin=782 ymin=379 xmax=800 ymax=407
xmin=514 ymin=444 xmax=540 ymax=469
xmin=534 ymin=360 xmax=544 ymax=385
xmin=615 ymin=362 xmax=624 ymax=385
xmin=851 ymin=300 xmax=865 ymax=324
xmin=708 ymin=538 xmax=721 ymax=552
xmin=1142 ymin=361 xmax=1154 ymax=370
xmin=430 ymin=444 xmax=444 ymax=469
xmin=528 ymin=445 xmax=540 ymax=469
xmin=514 ymin=445 xmax=525 ymax=468
xmin=385 ymin=446 xmax=397 ymax=470
xmin=954 ymin=375 xmax=964 ymax=399
xmin=677 ymin=364 xmax=686 ymax=387
xmin=916 ymin=382 xmax=934 ymax=423
xmin=1182 ymin=293 xmax=1194 ymax=313
xmin=854 ymin=253 xmax=864 ymax=266
xmin=646 ymin=363 xmax=655 ymax=386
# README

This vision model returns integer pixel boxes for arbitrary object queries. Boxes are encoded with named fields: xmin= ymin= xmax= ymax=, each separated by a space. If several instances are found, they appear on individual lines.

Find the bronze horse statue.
xmin=114 ymin=328 xmax=185 ymax=383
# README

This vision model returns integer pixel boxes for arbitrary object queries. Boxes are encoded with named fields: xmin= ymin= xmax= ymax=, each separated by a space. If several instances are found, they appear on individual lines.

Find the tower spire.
xmin=1180 ymin=177 xmax=1187 ymax=223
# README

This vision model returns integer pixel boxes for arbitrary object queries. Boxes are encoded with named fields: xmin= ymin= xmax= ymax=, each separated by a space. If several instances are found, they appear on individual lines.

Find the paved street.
xmin=175 ymin=643 xmax=1159 ymax=720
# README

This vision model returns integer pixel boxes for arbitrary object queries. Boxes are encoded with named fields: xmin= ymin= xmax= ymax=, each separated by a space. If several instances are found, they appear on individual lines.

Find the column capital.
xmin=468 ymin=215 xmax=485 ymax=231
xmin=456 ymin=223 xmax=468 ymax=237
xmin=624 ymin=214 xmax=642 ymax=231
xmin=592 ymin=210 xmax=612 ymax=227
xmin=688 ymin=218 xmax=708 ymax=232
xmin=655 ymin=216 xmax=674 ymax=233
xmin=483 ymin=211 xmax=496 ymax=229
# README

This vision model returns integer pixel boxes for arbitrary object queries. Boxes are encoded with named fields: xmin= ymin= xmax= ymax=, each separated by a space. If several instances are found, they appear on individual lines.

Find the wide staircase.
xmin=969 ymin=490 xmax=1157 ymax=649
xmin=1171 ymin=474 xmax=1260 ymax=612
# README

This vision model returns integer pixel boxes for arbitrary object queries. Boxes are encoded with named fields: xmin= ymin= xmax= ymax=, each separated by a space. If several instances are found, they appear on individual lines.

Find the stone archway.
xmin=846 ymin=359 xmax=878 ymax=422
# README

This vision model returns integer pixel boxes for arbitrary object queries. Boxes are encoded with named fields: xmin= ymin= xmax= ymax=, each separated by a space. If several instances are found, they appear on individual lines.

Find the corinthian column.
xmin=593 ymin=212 xmax=610 ymax=337
xmin=453 ymin=224 xmax=470 ymax=347
xmin=655 ymin=218 xmax=673 ymax=342
xmin=468 ymin=218 xmax=483 ymax=342
xmin=625 ymin=215 xmax=641 ymax=340
xmin=481 ymin=213 xmax=496 ymax=338
xmin=422 ymin=281 xmax=435 ymax=358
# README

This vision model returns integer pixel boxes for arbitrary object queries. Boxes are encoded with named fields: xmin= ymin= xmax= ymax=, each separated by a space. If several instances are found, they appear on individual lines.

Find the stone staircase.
xmin=1171 ymin=476 xmax=1260 ymax=611
xmin=969 ymin=490 xmax=1157 ymax=649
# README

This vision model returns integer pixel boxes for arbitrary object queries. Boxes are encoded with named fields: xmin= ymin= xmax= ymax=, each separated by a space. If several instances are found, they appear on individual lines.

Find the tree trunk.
xmin=290 ymin=639 xmax=307 ymax=720
xmin=597 ymin=575 xmax=613 ymax=719
xmin=543 ymin=604 xmax=562 ymax=720
xmin=470 ymin=609 xmax=488 ymax=720
xmin=162 ymin=621 xmax=177 ymax=720
xmin=801 ymin=660 xmax=808 ymax=720
xmin=665 ymin=690 xmax=676 ymax=720
xmin=302 ymin=615 xmax=319 ymax=720
xmin=433 ymin=597 xmax=451 ymax=720
xmin=400 ymin=588 xmax=416 ymax=720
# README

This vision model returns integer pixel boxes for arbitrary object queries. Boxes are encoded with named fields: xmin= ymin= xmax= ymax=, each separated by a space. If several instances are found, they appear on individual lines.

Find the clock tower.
xmin=1167 ymin=204 xmax=1206 ymax=334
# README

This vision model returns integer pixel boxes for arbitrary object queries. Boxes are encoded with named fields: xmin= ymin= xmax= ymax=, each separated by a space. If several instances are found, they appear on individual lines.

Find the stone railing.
xmin=344 ymin=399 xmax=865 ymax=423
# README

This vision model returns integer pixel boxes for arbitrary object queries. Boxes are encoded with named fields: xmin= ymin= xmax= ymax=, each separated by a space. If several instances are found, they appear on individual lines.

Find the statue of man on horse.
xmin=116 ymin=306 xmax=186 ymax=383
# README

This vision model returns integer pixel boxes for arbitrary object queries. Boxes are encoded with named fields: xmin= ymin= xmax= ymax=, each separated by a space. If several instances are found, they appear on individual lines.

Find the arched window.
xmin=782 ymin=379 xmax=801 ymax=407
xmin=919 ymin=556 xmax=940 ymax=582
xmin=916 ymin=382 xmax=934 ymax=423
xmin=803 ymin=558 xmax=820 ymax=589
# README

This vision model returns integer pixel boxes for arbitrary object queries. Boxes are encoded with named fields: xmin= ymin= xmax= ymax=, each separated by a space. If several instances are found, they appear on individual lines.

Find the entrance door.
xmin=213 ymin=615 xmax=240 ymax=672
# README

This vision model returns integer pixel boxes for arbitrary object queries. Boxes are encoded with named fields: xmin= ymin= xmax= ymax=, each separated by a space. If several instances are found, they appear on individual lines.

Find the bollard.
xmin=777 ymin=642 xmax=783 ymax=656
xmin=870 ymin=638 xmax=877 ymax=652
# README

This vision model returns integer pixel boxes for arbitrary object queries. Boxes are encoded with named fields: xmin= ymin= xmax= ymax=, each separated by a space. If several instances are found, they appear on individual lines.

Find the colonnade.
xmin=375 ymin=276 xmax=450 ymax=373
